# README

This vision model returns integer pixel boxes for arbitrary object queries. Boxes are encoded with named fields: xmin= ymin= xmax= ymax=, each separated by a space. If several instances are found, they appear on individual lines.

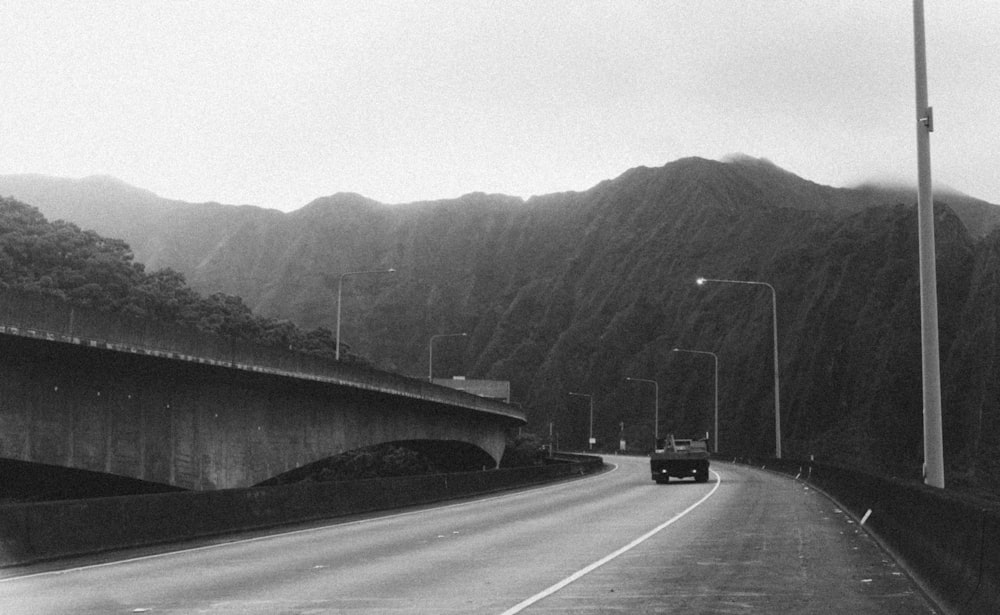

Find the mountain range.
xmin=3 ymin=157 xmax=1000 ymax=495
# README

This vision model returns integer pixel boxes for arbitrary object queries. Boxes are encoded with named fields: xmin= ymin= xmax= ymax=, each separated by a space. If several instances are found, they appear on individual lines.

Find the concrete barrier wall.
xmin=719 ymin=454 xmax=999 ymax=615
xmin=0 ymin=454 xmax=604 ymax=568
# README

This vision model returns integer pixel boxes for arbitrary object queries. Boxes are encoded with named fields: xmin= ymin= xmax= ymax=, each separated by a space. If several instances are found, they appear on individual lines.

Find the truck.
xmin=649 ymin=435 xmax=710 ymax=483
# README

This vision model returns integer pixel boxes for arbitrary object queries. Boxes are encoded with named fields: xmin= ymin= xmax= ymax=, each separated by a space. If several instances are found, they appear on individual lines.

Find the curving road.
xmin=1 ymin=457 xmax=938 ymax=614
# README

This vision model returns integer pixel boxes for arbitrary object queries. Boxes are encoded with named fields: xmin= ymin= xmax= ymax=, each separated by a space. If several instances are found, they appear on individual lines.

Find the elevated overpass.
xmin=0 ymin=294 xmax=525 ymax=490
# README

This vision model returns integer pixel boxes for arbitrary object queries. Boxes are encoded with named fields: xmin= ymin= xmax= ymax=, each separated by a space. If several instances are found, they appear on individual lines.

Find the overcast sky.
xmin=3 ymin=1 xmax=998 ymax=210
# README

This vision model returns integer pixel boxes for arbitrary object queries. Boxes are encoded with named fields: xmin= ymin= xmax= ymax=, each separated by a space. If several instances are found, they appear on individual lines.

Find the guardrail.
xmin=718 ymin=454 xmax=999 ymax=615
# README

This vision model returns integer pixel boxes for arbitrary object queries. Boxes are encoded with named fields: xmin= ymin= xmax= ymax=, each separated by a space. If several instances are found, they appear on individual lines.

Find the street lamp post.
xmin=568 ymin=392 xmax=594 ymax=450
xmin=625 ymin=377 xmax=659 ymax=449
xmin=428 ymin=333 xmax=467 ymax=381
xmin=335 ymin=268 xmax=396 ymax=360
xmin=912 ymin=0 xmax=945 ymax=489
xmin=672 ymin=348 xmax=719 ymax=453
xmin=697 ymin=276 xmax=780 ymax=458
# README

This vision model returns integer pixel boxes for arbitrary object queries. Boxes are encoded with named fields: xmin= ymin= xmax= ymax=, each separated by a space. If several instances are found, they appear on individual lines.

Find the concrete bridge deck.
xmin=0 ymin=325 xmax=525 ymax=490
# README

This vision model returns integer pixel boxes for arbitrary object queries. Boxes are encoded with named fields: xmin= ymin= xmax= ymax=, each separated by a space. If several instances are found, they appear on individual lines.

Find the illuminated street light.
xmin=335 ymin=268 xmax=396 ymax=360
xmin=568 ymin=392 xmax=594 ymax=450
xmin=625 ymin=377 xmax=659 ymax=449
xmin=672 ymin=348 xmax=719 ymax=453
xmin=697 ymin=276 xmax=781 ymax=458
xmin=428 ymin=332 xmax=467 ymax=381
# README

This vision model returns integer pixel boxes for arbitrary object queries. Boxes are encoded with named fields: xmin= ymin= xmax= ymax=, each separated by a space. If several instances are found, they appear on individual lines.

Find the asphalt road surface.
xmin=1 ymin=457 xmax=939 ymax=614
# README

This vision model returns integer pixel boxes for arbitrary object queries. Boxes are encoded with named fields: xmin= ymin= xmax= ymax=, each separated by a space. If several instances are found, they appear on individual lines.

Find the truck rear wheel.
xmin=694 ymin=463 xmax=709 ymax=482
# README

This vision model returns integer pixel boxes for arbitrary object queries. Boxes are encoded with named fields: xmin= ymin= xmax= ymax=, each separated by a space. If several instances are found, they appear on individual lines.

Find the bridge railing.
xmin=0 ymin=287 xmax=349 ymax=372
xmin=0 ymin=288 xmax=525 ymax=423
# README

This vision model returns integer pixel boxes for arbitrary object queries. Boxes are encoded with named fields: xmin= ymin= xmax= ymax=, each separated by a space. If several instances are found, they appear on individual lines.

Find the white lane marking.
xmin=499 ymin=470 xmax=723 ymax=615
xmin=1 ymin=462 xmax=621 ymax=582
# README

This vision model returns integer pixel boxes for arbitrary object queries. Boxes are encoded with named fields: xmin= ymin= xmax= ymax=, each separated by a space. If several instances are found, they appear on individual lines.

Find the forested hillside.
xmin=4 ymin=157 xmax=1000 ymax=495
xmin=0 ymin=197 xmax=346 ymax=361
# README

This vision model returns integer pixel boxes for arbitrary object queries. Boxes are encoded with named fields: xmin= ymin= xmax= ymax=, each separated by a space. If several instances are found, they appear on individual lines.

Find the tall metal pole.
xmin=590 ymin=396 xmax=594 ymax=450
xmin=568 ymin=392 xmax=594 ymax=450
xmin=913 ymin=0 xmax=944 ymax=488
xmin=697 ymin=277 xmax=780 ymax=457
xmin=626 ymin=377 xmax=659 ymax=449
xmin=768 ymin=284 xmax=780 ymax=459
xmin=336 ymin=276 xmax=344 ymax=360
xmin=334 ymin=268 xmax=396 ymax=361
xmin=711 ymin=352 xmax=718 ymax=453
xmin=672 ymin=348 xmax=720 ymax=453
xmin=428 ymin=332 xmax=467 ymax=381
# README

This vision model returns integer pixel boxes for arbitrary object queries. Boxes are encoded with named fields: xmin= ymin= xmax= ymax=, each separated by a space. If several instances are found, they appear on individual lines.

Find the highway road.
xmin=1 ymin=456 xmax=939 ymax=614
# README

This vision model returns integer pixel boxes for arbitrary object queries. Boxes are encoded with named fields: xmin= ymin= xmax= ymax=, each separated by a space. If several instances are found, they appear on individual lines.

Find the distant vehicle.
xmin=649 ymin=435 xmax=710 ymax=483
